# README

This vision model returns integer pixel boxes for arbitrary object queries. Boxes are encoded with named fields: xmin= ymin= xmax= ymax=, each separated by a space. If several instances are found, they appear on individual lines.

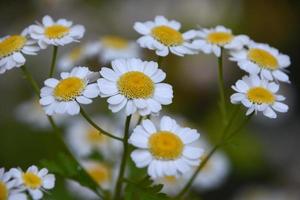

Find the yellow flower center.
xmin=117 ymin=71 xmax=154 ymax=99
xmin=22 ymin=172 xmax=42 ymax=189
xmin=151 ymin=25 xmax=184 ymax=46
xmin=53 ymin=77 xmax=85 ymax=101
xmin=148 ymin=131 xmax=183 ymax=160
xmin=163 ymin=176 xmax=177 ymax=184
xmin=88 ymin=164 xmax=110 ymax=184
xmin=247 ymin=87 xmax=275 ymax=104
xmin=247 ymin=48 xmax=278 ymax=70
xmin=44 ymin=25 xmax=70 ymax=39
xmin=86 ymin=128 xmax=106 ymax=144
xmin=101 ymin=36 xmax=129 ymax=49
xmin=0 ymin=35 xmax=27 ymax=58
xmin=68 ymin=47 xmax=82 ymax=61
xmin=206 ymin=32 xmax=233 ymax=45
xmin=0 ymin=182 xmax=8 ymax=200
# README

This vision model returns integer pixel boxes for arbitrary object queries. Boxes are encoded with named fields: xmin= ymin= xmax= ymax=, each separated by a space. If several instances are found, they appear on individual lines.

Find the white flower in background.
xmin=29 ymin=15 xmax=85 ymax=49
xmin=67 ymin=160 xmax=117 ymax=199
xmin=98 ymin=36 xmax=140 ymax=63
xmin=193 ymin=151 xmax=230 ymax=190
xmin=0 ymin=168 xmax=27 ymax=200
xmin=15 ymin=97 xmax=66 ymax=129
xmin=98 ymin=58 xmax=173 ymax=116
xmin=230 ymin=41 xmax=291 ymax=83
xmin=58 ymin=46 xmax=85 ymax=71
xmin=10 ymin=166 xmax=55 ymax=200
xmin=0 ymin=29 xmax=40 ymax=74
xmin=66 ymin=117 xmax=122 ymax=158
xmin=134 ymin=16 xmax=199 ymax=56
xmin=153 ymin=175 xmax=187 ymax=196
xmin=129 ymin=116 xmax=204 ymax=178
xmin=231 ymin=75 xmax=288 ymax=118
xmin=192 ymin=25 xmax=249 ymax=57
xmin=39 ymin=67 xmax=99 ymax=116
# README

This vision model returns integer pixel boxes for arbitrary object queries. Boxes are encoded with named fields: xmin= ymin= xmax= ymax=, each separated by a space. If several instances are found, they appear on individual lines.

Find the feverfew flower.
xmin=98 ymin=58 xmax=173 ymax=116
xmin=230 ymin=41 xmax=291 ymax=83
xmin=231 ymin=75 xmax=288 ymax=118
xmin=0 ymin=29 xmax=40 ymax=74
xmin=58 ymin=46 xmax=85 ymax=71
xmin=0 ymin=168 xmax=26 ymax=200
xmin=39 ymin=67 xmax=100 ymax=116
xmin=10 ymin=166 xmax=55 ymax=200
xmin=129 ymin=116 xmax=204 ymax=178
xmin=98 ymin=36 xmax=140 ymax=63
xmin=29 ymin=15 xmax=85 ymax=49
xmin=192 ymin=25 xmax=249 ymax=57
xmin=153 ymin=175 xmax=187 ymax=196
xmin=66 ymin=117 xmax=122 ymax=158
xmin=134 ymin=16 xmax=198 ymax=56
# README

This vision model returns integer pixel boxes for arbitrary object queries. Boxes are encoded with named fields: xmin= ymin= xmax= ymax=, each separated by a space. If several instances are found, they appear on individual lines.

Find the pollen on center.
xmin=0 ymin=181 xmax=8 ymax=200
xmin=247 ymin=87 xmax=275 ymax=104
xmin=53 ymin=77 xmax=85 ymax=101
xmin=247 ymin=48 xmax=278 ymax=70
xmin=117 ymin=71 xmax=154 ymax=99
xmin=0 ymin=35 xmax=27 ymax=57
xmin=148 ymin=131 xmax=183 ymax=160
xmin=22 ymin=172 xmax=42 ymax=189
xmin=101 ymin=36 xmax=129 ymax=49
xmin=206 ymin=32 xmax=233 ymax=45
xmin=151 ymin=25 xmax=184 ymax=46
xmin=44 ymin=25 xmax=70 ymax=39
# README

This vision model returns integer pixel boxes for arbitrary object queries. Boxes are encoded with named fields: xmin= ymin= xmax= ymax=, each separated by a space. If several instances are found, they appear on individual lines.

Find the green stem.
xmin=21 ymin=66 xmax=40 ymax=96
xmin=79 ymin=107 xmax=123 ymax=141
xmin=137 ymin=115 xmax=143 ymax=125
xmin=176 ymin=145 xmax=220 ymax=199
xmin=49 ymin=46 xmax=58 ymax=77
xmin=114 ymin=115 xmax=132 ymax=200
xmin=225 ymin=113 xmax=253 ymax=142
xmin=217 ymin=48 xmax=227 ymax=125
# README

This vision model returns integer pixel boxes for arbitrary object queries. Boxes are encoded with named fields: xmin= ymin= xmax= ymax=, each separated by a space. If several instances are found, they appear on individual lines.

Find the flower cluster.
xmin=0 ymin=166 xmax=55 ymax=200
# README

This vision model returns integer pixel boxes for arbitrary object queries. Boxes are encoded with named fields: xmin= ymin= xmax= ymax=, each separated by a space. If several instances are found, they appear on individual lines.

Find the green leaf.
xmin=124 ymin=176 xmax=170 ymax=200
xmin=41 ymin=153 xmax=108 ymax=199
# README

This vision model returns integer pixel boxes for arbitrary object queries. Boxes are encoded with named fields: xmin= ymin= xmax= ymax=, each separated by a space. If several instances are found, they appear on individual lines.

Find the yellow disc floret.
xmin=247 ymin=87 xmax=275 ymax=104
xmin=148 ymin=131 xmax=183 ymax=160
xmin=117 ymin=71 xmax=154 ymax=99
xmin=68 ymin=47 xmax=82 ymax=61
xmin=247 ymin=48 xmax=278 ymax=70
xmin=44 ymin=25 xmax=70 ymax=39
xmin=163 ymin=176 xmax=177 ymax=184
xmin=206 ymin=32 xmax=233 ymax=45
xmin=151 ymin=26 xmax=184 ymax=46
xmin=87 ymin=164 xmax=110 ymax=184
xmin=0 ymin=181 xmax=8 ymax=200
xmin=86 ymin=128 xmax=106 ymax=144
xmin=101 ymin=36 xmax=129 ymax=49
xmin=0 ymin=35 xmax=27 ymax=57
xmin=53 ymin=77 xmax=85 ymax=101
xmin=22 ymin=172 xmax=42 ymax=189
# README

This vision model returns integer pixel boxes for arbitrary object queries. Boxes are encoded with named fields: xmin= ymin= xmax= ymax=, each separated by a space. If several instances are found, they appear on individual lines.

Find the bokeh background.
xmin=0 ymin=0 xmax=300 ymax=199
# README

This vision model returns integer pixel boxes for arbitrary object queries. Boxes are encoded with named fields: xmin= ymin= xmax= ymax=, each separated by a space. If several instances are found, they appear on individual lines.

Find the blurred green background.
xmin=0 ymin=0 xmax=300 ymax=199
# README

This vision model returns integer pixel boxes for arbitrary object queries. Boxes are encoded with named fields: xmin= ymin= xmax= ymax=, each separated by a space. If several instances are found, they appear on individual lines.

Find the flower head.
xmin=134 ymin=16 xmax=199 ymax=56
xmin=231 ymin=75 xmax=288 ymax=118
xmin=230 ymin=41 xmax=291 ymax=83
xmin=98 ymin=58 xmax=173 ymax=116
xmin=58 ymin=46 xmax=85 ymax=71
xmin=129 ymin=116 xmax=204 ymax=178
xmin=153 ymin=175 xmax=187 ymax=196
xmin=29 ymin=15 xmax=85 ymax=49
xmin=0 ymin=168 xmax=27 ymax=200
xmin=40 ymin=66 xmax=100 ymax=116
xmin=192 ymin=25 xmax=249 ymax=57
xmin=0 ymin=28 xmax=40 ymax=74
xmin=10 ymin=166 xmax=55 ymax=200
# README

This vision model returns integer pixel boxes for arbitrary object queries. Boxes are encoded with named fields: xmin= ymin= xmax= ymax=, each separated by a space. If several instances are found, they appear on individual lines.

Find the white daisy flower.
xmin=10 ymin=166 xmax=55 ymax=200
xmin=66 ymin=116 xmax=122 ymax=158
xmin=97 ymin=58 xmax=173 ymax=116
xmin=29 ymin=15 xmax=85 ymax=49
xmin=230 ymin=41 xmax=291 ymax=83
xmin=153 ymin=175 xmax=187 ymax=197
xmin=0 ymin=168 xmax=27 ymax=200
xmin=39 ymin=66 xmax=100 ymax=116
xmin=191 ymin=25 xmax=249 ymax=57
xmin=129 ymin=116 xmax=204 ymax=178
xmin=58 ymin=46 xmax=85 ymax=71
xmin=193 ymin=151 xmax=230 ymax=190
xmin=230 ymin=75 xmax=289 ymax=119
xmin=134 ymin=16 xmax=199 ymax=56
xmin=67 ymin=160 xmax=117 ymax=199
xmin=98 ymin=35 xmax=140 ymax=63
xmin=0 ymin=29 xmax=40 ymax=74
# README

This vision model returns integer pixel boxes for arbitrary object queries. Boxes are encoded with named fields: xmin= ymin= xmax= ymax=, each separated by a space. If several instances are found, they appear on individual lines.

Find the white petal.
xmin=183 ymin=146 xmax=204 ymax=159
xmin=39 ymin=96 xmax=55 ymax=106
xmin=142 ymin=119 xmax=157 ymax=134
xmin=263 ymin=107 xmax=277 ymax=118
xmin=131 ymin=150 xmax=152 ymax=168
xmin=76 ymin=96 xmax=92 ymax=104
xmin=44 ymin=78 xmax=59 ymax=88
xmin=272 ymin=102 xmax=288 ymax=113
xmin=42 ymin=174 xmax=55 ymax=189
